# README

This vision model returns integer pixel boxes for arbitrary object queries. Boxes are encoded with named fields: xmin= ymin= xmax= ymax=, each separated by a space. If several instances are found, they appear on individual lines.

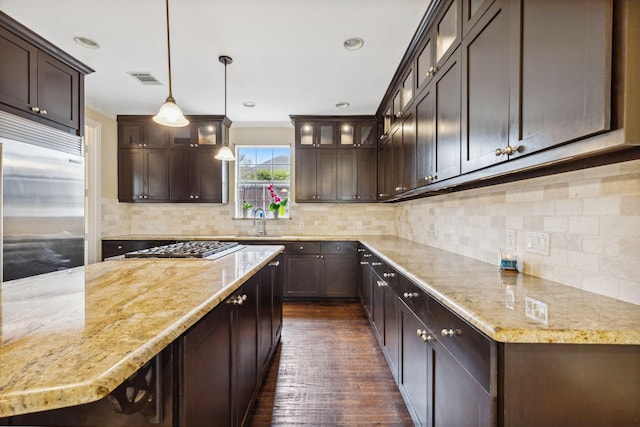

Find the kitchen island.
xmin=0 ymin=244 xmax=284 ymax=424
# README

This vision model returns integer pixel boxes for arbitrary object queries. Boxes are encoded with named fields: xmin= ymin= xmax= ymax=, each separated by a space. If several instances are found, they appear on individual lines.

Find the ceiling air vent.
xmin=127 ymin=72 xmax=162 ymax=85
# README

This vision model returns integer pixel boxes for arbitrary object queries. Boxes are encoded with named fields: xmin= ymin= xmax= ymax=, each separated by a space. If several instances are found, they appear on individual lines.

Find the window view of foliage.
xmin=236 ymin=146 xmax=291 ymax=217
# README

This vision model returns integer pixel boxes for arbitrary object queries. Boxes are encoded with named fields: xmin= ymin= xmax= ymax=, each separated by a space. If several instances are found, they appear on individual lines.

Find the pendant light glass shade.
xmin=214 ymin=145 xmax=235 ymax=161
xmin=154 ymin=0 xmax=188 ymax=128
xmin=154 ymin=96 xmax=189 ymax=127
xmin=215 ymin=55 xmax=235 ymax=161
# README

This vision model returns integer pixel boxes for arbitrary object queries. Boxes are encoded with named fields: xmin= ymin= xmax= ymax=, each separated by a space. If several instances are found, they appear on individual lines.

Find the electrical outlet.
xmin=505 ymin=229 xmax=516 ymax=251
xmin=357 ymin=221 xmax=363 ymax=230
xmin=526 ymin=232 xmax=550 ymax=256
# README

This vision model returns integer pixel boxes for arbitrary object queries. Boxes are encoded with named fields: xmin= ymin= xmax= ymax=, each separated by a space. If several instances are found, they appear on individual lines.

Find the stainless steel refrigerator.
xmin=0 ymin=111 xmax=84 ymax=281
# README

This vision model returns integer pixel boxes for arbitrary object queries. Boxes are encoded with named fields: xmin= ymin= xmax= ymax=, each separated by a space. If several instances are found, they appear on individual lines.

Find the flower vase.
xmin=272 ymin=209 xmax=279 ymax=219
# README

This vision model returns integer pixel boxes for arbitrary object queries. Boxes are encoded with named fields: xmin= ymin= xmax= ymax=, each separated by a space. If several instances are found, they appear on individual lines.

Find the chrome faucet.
xmin=253 ymin=208 xmax=266 ymax=236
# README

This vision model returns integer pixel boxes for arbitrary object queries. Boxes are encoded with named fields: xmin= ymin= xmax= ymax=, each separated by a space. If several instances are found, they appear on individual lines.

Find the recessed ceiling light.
xmin=242 ymin=102 xmax=256 ymax=108
xmin=336 ymin=102 xmax=350 ymax=109
xmin=343 ymin=37 xmax=364 ymax=51
xmin=73 ymin=36 xmax=100 ymax=49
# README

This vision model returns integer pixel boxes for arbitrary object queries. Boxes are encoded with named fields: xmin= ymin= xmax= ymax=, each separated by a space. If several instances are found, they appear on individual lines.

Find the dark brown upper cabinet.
xmin=294 ymin=120 xmax=336 ymax=148
xmin=0 ymin=13 xmax=92 ymax=135
xmin=295 ymin=148 xmax=337 ymax=202
xmin=507 ymin=0 xmax=612 ymax=157
xmin=117 ymin=115 xmax=228 ymax=203
xmin=461 ymin=0 xmax=511 ymax=174
xmin=118 ymin=117 xmax=169 ymax=149
xmin=337 ymin=120 xmax=377 ymax=148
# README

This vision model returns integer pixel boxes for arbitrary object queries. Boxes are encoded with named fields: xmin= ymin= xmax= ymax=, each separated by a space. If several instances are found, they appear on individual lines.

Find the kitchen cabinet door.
xmin=316 ymin=149 xmax=337 ymax=201
xmin=119 ymin=149 xmax=169 ymax=201
xmin=401 ymin=110 xmax=416 ymax=192
xmin=192 ymin=147 xmax=222 ymax=202
xmin=271 ymin=256 xmax=284 ymax=345
xmin=462 ymin=0 xmax=496 ymax=36
xmin=180 ymin=301 xmax=233 ymax=427
xmin=356 ymin=148 xmax=378 ymax=201
xmin=36 ymin=51 xmax=79 ymax=130
xmin=383 ymin=285 xmax=400 ymax=383
xmin=294 ymin=148 xmax=335 ymax=202
xmin=389 ymin=126 xmax=403 ymax=195
xmin=431 ymin=338 xmax=493 ymax=427
xmin=399 ymin=301 xmax=431 ymax=427
xmin=169 ymin=149 xmax=190 ymax=201
xmin=433 ymin=50 xmax=461 ymax=182
xmin=284 ymin=254 xmax=321 ymax=297
xmin=508 ymin=0 xmax=611 ymax=157
xmin=322 ymin=252 xmax=358 ymax=298
xmin=235 ymin=280 xmax=259 ymax=427
xmin=0 ymin=26 xmax=37 ymax=113
xmin=258 ymin=268 xmax=274 ymax=378
xmin=461 ymin=0 xmax=511 ymax=174
xmin=415 ymin=85 xmax=436 ymax=187
xmin=337 ymin=149 xmax=357 ymax=201
xmin=372 ymin=274 xmax=386 ymax=345
xmin=118 ymin=119 xmax=169 ymax=149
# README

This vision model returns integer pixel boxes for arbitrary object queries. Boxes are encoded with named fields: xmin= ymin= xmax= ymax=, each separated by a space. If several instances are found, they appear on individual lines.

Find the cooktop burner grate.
xmin=124 ymin=241 xmax=240 ymax=259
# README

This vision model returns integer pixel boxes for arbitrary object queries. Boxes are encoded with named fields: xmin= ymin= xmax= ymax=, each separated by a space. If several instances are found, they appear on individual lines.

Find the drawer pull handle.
xmin=383 ymin=272 xmax=396 ymax=278
xmin=269 ymin=260 xmax=280 ymax=267
xmin=441 ymin=328 xmax=462 ymax=337
xmin=227 ymin=294 xmax=247 ymax=305
xmin=376 ymin=280 xmax=387 ymax=287
xmin=403 ymin=292 xmax=419 ymax=299
xmin=371 ymin=262 xmax=383 ymax=266
xmin=357 ymin=248 xmax=366 ymax=252
xmin=417 ymin=329 xmax=433 ymax=343
xmin=360 ymin=261 xmax=369 ymax=265
xmin=363 ymin=254 xmax=372 ymax=258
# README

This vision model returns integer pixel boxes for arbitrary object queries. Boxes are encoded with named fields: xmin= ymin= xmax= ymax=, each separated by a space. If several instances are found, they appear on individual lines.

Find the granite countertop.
xmin=0 ymin=245 xmax=283 ymax=418
xmin=102 ymin=234 xmax=640 ymax=345
xmin=359 ymin=236 xmax=640 ymax=345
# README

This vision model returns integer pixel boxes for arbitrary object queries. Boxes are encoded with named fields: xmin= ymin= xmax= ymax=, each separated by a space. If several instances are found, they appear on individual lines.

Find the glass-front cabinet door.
xmin=295 ymin=121 xmax=336 ymax=148
xmin=436 ymin=0 xmax=461 ymax=66
xmin=194 ymin=121 xmax=221 ymax=147
xmin=339 ymin=122 xmax=355 ymax=146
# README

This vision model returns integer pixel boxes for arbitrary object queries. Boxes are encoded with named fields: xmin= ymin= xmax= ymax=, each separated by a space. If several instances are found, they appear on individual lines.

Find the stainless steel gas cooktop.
xmin=124 ymin=241 xmax=242 ymax=259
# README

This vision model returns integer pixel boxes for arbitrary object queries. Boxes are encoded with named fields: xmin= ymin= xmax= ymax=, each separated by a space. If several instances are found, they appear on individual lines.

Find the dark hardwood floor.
xmin=249 ymin=301 xmax=414 ymax=426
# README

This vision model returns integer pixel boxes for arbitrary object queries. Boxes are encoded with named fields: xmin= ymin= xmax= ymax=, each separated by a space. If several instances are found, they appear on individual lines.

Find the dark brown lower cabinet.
xmin=181 ymin=257 xmax=282 ymax=427
xmin=283 ymin=241 xmax=357 ymax=299
xmin=360 ymin=247 xmax=639 ymax=427
xmin=180 ymin=301 xmax=233 ymax=427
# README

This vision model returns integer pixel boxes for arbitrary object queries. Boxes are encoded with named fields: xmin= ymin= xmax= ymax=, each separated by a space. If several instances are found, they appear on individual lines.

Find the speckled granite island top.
xmin=0 ymin=245 xmax=283 ymax=418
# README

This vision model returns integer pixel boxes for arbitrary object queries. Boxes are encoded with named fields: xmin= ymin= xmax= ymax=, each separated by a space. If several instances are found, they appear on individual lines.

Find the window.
xmin=236 ymin=146 xmax=291 ymax=218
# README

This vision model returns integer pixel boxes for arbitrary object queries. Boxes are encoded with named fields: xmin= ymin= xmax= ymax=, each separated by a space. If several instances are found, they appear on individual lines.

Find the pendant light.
xmin=215 ymin=55 xmax=236 ymax=161
xmin=153 ymin=0 xmax=189 ymax=127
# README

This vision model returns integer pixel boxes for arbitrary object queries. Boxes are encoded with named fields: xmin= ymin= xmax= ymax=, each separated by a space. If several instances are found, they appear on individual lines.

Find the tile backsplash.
xmin=103 ymin=158 xmax=640 ymax=305
xmin=397 ymin=158 xmax=640 ymax=305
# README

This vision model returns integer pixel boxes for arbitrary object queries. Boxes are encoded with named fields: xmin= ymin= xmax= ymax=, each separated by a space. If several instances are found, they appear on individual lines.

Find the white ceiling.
xmin=0 ymin=0 xmax=429 ymax=126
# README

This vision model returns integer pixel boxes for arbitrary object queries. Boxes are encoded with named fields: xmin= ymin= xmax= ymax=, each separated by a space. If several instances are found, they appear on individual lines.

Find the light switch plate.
xmin=526 ymin=232 xmax=550 ymax=256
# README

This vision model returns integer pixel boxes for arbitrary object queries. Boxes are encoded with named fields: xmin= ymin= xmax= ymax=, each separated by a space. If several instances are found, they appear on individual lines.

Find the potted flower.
xmin=267 ymin=183 xmax=288 ymax=218
xmin=241 ymin=201 xmax=253 ymax=218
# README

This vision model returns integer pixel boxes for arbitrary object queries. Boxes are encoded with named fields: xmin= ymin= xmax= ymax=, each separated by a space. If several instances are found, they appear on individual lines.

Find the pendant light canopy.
xmin=215 ymin=55 xmax=236 ymax=161
xmin=153 ymin=0 xmax=189 ymax=127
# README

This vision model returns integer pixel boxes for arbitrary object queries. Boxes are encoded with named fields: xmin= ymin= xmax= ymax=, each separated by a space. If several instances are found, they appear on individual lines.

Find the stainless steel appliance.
xmin=124 ymin=241 xmax=242 ymax=259
xmin=0 ymin=111 xmax=85 ymax=281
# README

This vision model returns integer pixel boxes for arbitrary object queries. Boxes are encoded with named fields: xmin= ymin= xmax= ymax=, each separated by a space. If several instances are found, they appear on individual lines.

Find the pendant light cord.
xmin=165 ymin=0 xmax=174 ymax=99
xmin=224 ymin=60 xmax=227 ymax=117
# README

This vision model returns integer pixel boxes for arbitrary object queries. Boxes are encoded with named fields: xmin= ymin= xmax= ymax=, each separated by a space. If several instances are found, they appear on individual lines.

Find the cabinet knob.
xmin=360 ymin=261 xmax=369 ymax=265
xmin=383 ymin=272 xmax=396 ymax=278
xmin=363 ymin=254 xmax=372 ymax=258
xmin=504 ymin=145 xmax=521 ymax=155
xmin=441 ymin=328 xmax=462 ymax=337
xmin=371 ymin=262 xmax=383 ymax=266
xmin=117 ymin=245 xmax=123 ymax=249
xmin=336 ymin=246 xmax=340 ymax=250
xmin=195 ymin=195 xmax=199 ymax=199
xmin=428 ymin=66 xmax=438 ymax=76
xmin=299 ymin=246 xmax=304 ymax=250
xmin=376 ymin=280 xmax=387 ymax=287
xmin=403 ymin=292 xmax=419 ymax=298
xmin=143 ymin=195 xmax=148 ymax=199
xmin=31 ymin=106 xmax=40 ymax=113
xmin=190 ymin=195 xmax=194 ymax=199
xmin=39 ymin=109 xmax=47 ymax=115
xmin=269 ymin=260 xmax=280 ymax=267
xmin=417 ymin=329 xmax=434 ymax=342
xmin=357 ymin=248 xmax=366 ymax=252
xmin=138 ymin=195 xmax=144 ymax=199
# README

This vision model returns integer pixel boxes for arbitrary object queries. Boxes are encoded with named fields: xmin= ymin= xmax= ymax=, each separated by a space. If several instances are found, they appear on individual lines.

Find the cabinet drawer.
xmin=428 ymin=297 xmax=493 ymax=391
xmin=101 ymin=239 xmax=175 ymax=260
xmin=284 ymin=241 xmax=321 ymax=255
xmin=396 ymin=277 xmax=429 ymax=321
xmin=320 ymin=241 xmax=357 ymax=254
